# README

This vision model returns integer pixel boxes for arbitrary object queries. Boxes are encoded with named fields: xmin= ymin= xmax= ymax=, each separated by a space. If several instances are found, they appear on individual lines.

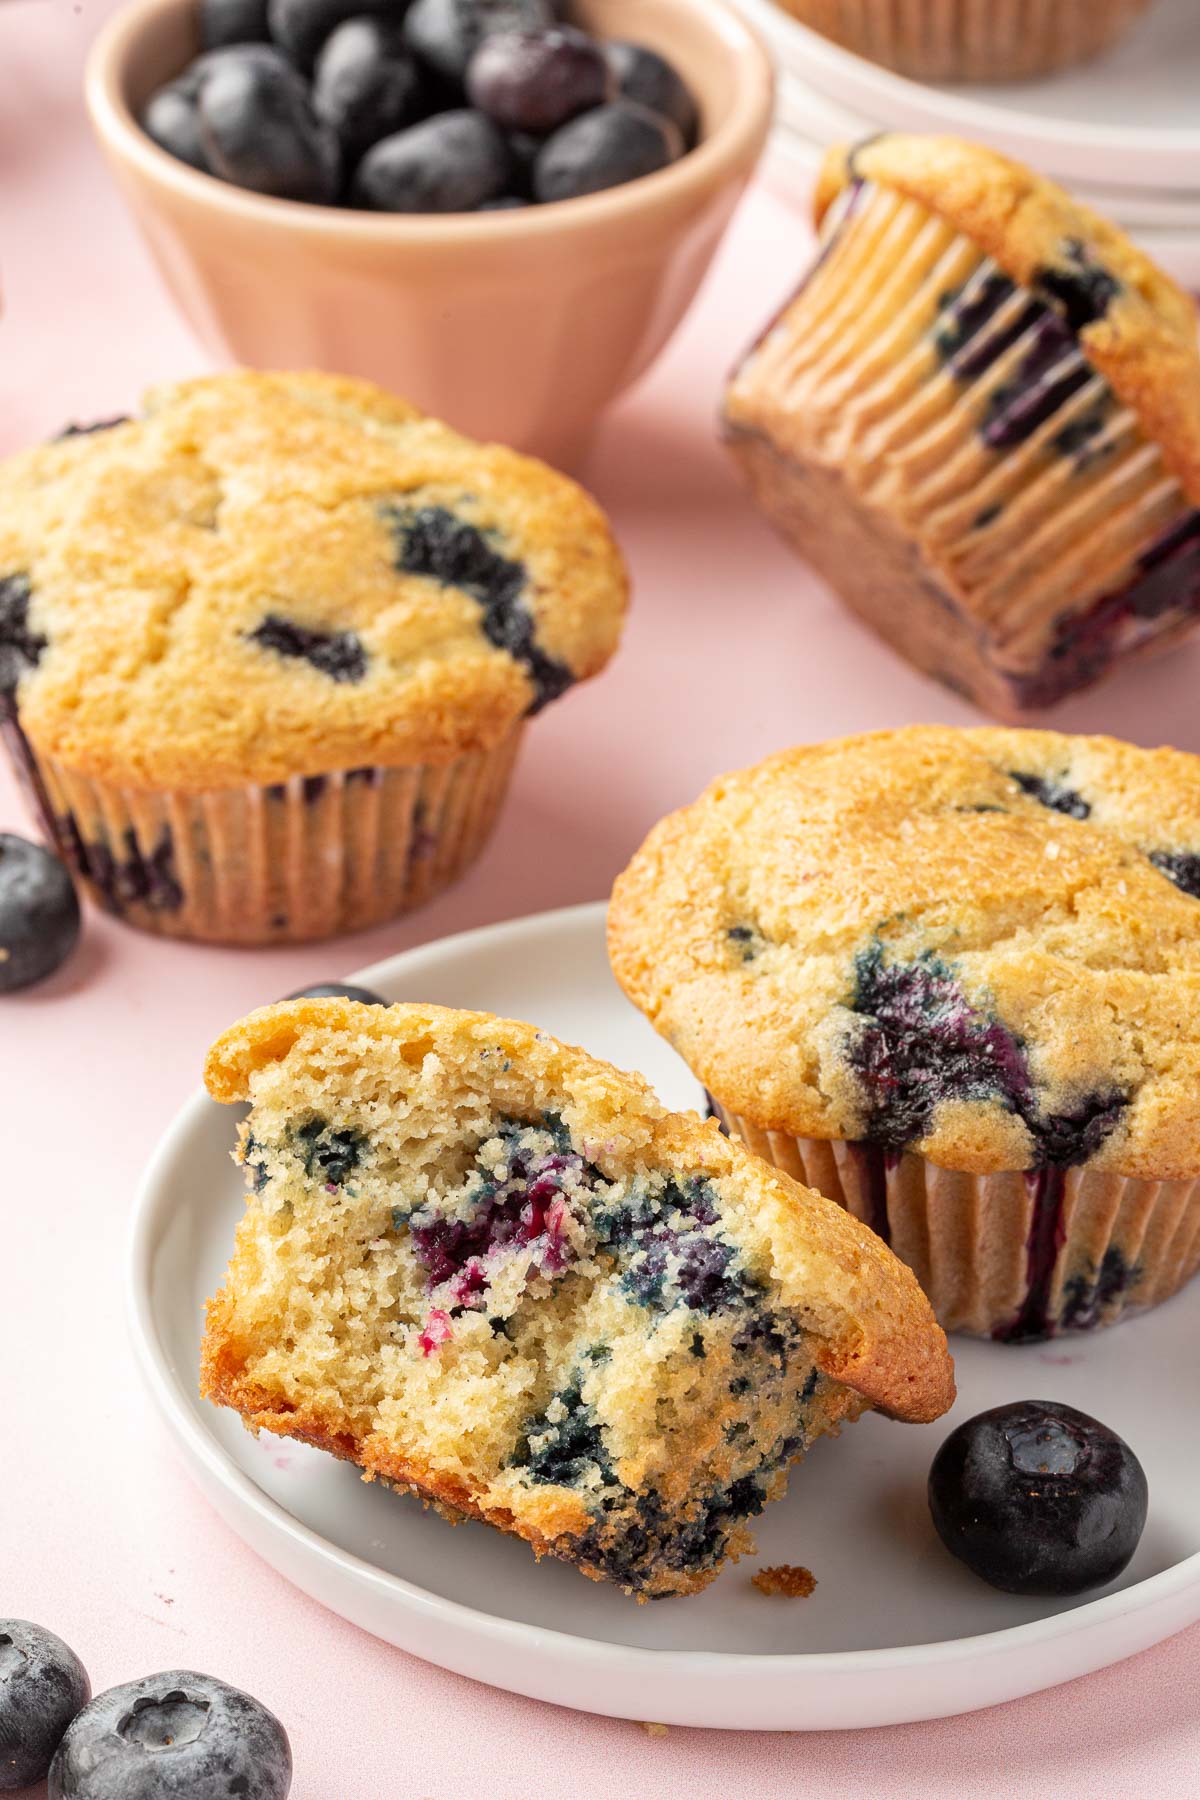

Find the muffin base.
xmin=775 ymin=0 xmax=1154 ymax=83
xmin=2 ymin=718 xmax=524 ymax=944
xmin=709 ymin=1101 xmax=1200 ymax=1340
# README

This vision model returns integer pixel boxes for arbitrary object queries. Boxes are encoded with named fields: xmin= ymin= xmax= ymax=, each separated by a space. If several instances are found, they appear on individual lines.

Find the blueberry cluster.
xmin=593 ymin=1173 xmax=753 ymax=1315
xmin=0 ymin=1619 xmax=291 ymax=1797
xmin=141 ymin=0 xmax=698 ymax=212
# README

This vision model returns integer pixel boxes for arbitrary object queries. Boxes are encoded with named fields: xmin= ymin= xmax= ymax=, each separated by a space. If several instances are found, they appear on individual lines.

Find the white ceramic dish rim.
xmin=736 ymin=0 xmax=1200 ymax=189
xmin=127 ymin=902 xmax=1200 ymax=1728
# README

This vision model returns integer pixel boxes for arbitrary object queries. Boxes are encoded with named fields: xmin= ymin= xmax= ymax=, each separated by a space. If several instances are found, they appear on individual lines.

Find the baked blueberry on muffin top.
xmin=609 ymin=727 xmax=1200 ymax=1339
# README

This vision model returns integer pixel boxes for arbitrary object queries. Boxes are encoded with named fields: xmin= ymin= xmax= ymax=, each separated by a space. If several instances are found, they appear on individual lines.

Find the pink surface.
xmin=2 ymin=5 xmax=1199 ymax=1795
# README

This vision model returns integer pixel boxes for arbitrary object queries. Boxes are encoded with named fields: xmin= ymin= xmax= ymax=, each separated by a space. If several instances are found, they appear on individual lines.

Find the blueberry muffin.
xmin=201 ymin=999 xmax=953 ymax=1596
xmin=773 ymin=1 xmax=1154 ymax=82
xmin=609 ymin=726 xmax=1200 ymax=1340
xmin=723 ymin=137 xmax=1200 ymax=718
xmin=0 ymin=372 xmax=626 ymax=943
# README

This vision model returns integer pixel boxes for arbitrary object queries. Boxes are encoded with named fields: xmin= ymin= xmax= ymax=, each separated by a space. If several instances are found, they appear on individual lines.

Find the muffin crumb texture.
xmin=201 ymin=1000 xmax=953 ymax=1597
xmin=751 ymin=1562 xmax=816 ymax=1598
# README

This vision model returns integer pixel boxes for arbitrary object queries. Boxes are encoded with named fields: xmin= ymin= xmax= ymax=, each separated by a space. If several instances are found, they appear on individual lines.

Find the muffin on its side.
xmin=609 ymin=726 xmax=1200 ymax=1341
xmin=0 ymin=371 xmax=626 ymax=943
xmin=723 ymin=137 xmax=1200 ymax=718
xmin=774 ymin=1 xmax=1154 ymax=83
xmin=202 ymin=999 xmax=954 ymax=1598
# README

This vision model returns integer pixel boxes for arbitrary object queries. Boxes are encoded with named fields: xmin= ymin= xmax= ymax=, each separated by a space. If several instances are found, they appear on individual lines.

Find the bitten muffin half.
xmin=723 ymin=136 xmax=1200 ymax=719
xmin=0 ymin=371 xmax=627 ymax=943
xmin=202 ymin=1000 xmax=953 ymax=1598
xmin=609 ymin=726 xmax=1200 ymax=1341
xmin=772 ymin=0 xmax=1153 ymax=83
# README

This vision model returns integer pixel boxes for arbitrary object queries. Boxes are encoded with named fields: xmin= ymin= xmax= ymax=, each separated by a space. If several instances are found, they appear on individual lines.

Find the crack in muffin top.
xmin=608 ymin=727 xmax=1200 ymax=1180
xmin=0 ymin=372 xmax=627 ymax=788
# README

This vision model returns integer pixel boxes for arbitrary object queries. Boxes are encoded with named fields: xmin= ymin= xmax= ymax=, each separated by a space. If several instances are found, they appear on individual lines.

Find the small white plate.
xmin=129 ymin=902 xmax=1200 ymax=1731
xmin=736 ymin=0 xmax=1200 ymax=191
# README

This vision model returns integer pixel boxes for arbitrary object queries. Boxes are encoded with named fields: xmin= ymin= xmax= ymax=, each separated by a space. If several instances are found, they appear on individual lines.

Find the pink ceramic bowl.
xmin=85 ymin=0 xmax=772 ymax=466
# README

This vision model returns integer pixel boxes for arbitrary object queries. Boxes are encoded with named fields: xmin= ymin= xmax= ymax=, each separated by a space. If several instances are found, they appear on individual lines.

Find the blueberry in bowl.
xmin=928 ymin=1400 xmax=1149 ymax=1597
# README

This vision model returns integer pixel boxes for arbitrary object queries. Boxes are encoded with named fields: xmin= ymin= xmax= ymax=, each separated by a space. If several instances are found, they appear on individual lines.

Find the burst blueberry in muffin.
xmin=609 ymin=726 xmax=1200 ymax=1341
xmin=0 ymin=372 xmax=626 ymax=943
xmin=723 ymin=137 xmax=1200 ymax=719
xmin=771 ymin=1 xmax=1153 ymax=82
xmin=200 ymin=999 xmax=953 ymax=1596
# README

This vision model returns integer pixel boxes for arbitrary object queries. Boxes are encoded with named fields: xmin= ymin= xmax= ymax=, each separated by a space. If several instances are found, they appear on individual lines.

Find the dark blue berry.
xmin=48 ymin=1671 xmax=291 ymax=1800
xmin=201 ymin=0 xmax=270 ymax=48
xmin=178 ymin=42 xmax=295 ymax=96
xmin=1149 ymin=849 xmax=1200 ymax=900
xmin=928 ymin=1401 xmax=1148 ymax=1596
xmin=605 ymin=40 xmax=696 ymax=143
xmin=480 ymin=193 xmax=529 ymax=208
xmin=981 ymin=314 xmax=1089 ymax=452
xmin=0 ymin=835 xmax=81 ymax=994
xmin=0 ymin=1620 xmax=90 ymax=1791
xmin=353 ymin=109 xmax=512 ymax=210
xmin=142 ymin=85 xmax=211 ymax=170
xmin=198 ymin=54 xmax=341 ymax=202
xmin=534 ymin=100 xmax=680 ymax=203
xmin=286 ymin=981 xmax=388 ymax=1004
xmin=1035 ymin=240 xmax=1122 ymax=332
xmin=511 ymin=1376 xmax=616 ymax=1487
xmin=1009 ymin=770 xmax=1091 ymax=819
xmin=248 ymin=614 xmax=367 ymax=680
xmin=313 ymin=17 xmax=421 ymax=156
xmin=267 ymin=0 xmax=394 ymax=70
xmin=403 ymin=0 xmax=553 ymax=85
xmin=0 ymin=573 xmax=45 ymax=710
xmin=467 ymin=27 xmax=610 ymax=134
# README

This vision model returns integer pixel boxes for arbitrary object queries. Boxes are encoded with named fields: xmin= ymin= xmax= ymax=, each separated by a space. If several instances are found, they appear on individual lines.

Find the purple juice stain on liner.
xmin=846 ymin=1140 xmax=893 ymax=1246
xmin=57 ymin=817 xmax=184 ymax=914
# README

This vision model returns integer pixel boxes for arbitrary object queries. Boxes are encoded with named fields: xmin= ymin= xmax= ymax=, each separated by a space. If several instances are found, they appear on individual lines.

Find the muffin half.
xmin=609 ymin=726 xmax=1200 ymax=1340
xmin=0 ymin=372 xmax=627 ymax=942
xmin=723 ymin=137 xmax=1200 ymax=718
xmin=202 ymin=1000 xmax=953 ymax=1597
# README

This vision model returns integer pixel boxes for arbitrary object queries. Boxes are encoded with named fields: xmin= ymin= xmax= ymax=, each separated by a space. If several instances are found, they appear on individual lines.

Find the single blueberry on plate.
xmin=0 ymin=835 xmax=81 ymax=994
xmin=403 ymin=0 xmax=554 ymax=85
xmin=286 ymin=980 xmax=388 ymax=1005
xmin=142 ymin=85 xmax=211 ymax=170
xmin=534 ymin=100 xmax=681 ymax=203
xmin=605 ymin=40 xmax=697 ymax=143
xmin=48 ymin=1671 xmax=291 ymax=1800
xmin=467 ymin=27 xmax=611 ymax=135
xmin=313 ymin=17 xmax=421 ymax=157
xmin=928 ymin=1400 xmax=1148 ymax=1596
xmin=201 ymin=0 xmax=270 ymax=49
xmin=0 ymin=1619 xmax=90 ymax=1791
xmin=354 ymin=109 xmax=512 ymax=211
xmin=198 ymin=54 xmax=341 ymax=202
xmin=267 ymin=0 xmax=394 ymax=71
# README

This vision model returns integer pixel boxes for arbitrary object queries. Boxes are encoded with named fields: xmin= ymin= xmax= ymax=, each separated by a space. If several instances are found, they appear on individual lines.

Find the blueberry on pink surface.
xmin=0 ymin=1619 xmax=89 ymax=1791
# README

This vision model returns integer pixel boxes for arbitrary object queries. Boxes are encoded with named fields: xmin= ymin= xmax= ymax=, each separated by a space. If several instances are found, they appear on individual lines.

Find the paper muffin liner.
xmin=708 ymin=1099 xmax=1200 ymax=1340
xmin=725 ymin=178 xmax=1200 ymax=717
xmin=774 ymin=0 xmax=1153 ymax=82
xmin=1 ymin=716 xmax=524 ymax=944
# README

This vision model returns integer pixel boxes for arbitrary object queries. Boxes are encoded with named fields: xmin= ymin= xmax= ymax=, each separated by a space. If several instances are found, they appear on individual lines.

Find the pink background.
xmin=2 ymin=3 xmax=1199 ymax=1794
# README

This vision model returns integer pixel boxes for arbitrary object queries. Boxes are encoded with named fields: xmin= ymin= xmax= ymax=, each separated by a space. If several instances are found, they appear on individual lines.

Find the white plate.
xmin=129 ymin=902 xmax=1200 ymax=1731
xmin=737 ymin=0 xmax=1200 ymax=191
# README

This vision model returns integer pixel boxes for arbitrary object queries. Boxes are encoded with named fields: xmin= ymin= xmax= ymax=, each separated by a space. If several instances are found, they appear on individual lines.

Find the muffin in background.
xmin=609 ymin=726 xmax=1200 ymax=1341
xmin=0 ymin=371 xmax=627 ymax=943
xmin=723 ymin=136 xmax=1200 ymax=719
xmin=774 ymin=0 xmax=1155 ymax=83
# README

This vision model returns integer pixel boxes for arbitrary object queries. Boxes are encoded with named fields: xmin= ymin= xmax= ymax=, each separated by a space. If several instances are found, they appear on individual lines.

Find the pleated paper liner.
xmin=709 ymin=1098 xmax=1200 ymax=1340
xmin=724 ymin=177 xmax=1200 ymax=717
xmin=772 ymin=0 xmax=1154 ymax=83
xmin=3 ymin=722 xmax=524 ymax=945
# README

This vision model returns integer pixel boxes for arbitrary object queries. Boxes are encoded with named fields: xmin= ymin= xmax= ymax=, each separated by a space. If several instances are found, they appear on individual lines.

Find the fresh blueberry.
xmin=285 ymin=981 xmax=388 ymax=1004
xmin=480 ymin=193 xmax=529 ymax=208
xmin=201 ymin=0 xmax=270 ymax=48
xmin=0 ymin=835 xmax=81 ymax=995
xmin=534 ymin=100 xmax=680 ymax=203
xmin=177 ymin=41 xmax=296 ymax=96
xmin=267 ymin=0 xmax=394 ymax=70
xmin=466 ymin=27 xmax=610 ymax=134
xmin=604 ymin=40 xmax=697 ymax=143
xmin=198 ymin=52 xmax=341 ymax=201
xmin=402 ymin=0 xmax=553 ymax=85
xmin=313 ymin=17 xmax=421 ymax=156
xmin=48 ymin=1671 xmax=291 ymax=1800
xmin=0 ymin=1620 xmax=89 ymax=1791
xmin=928 ymin=1401 xmax=1148 ymax=1596
xmin=142 ymin=85 xmax=211 ymax=170
xmin=353 ymin=109 xmax=511 ymax=211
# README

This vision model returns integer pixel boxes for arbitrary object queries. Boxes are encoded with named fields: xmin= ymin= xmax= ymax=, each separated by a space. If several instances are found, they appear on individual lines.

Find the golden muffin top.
xmin=816 ymin=136 xmax=1200 ymax=502
xmin=609 ymin=726 xmax=1200 ymax=1180
xmin=0 ymin=371 xmax=627 ymax=790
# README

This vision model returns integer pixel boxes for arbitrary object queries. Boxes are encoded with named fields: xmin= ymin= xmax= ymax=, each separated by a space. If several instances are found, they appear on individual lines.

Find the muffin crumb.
xmin=752 ymin=1564 xmax=816 ymax=1598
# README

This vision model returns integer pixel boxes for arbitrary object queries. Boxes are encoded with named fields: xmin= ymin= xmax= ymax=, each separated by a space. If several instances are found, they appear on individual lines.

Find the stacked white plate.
xmin=736 ymin=0 xmax=1200 ymax=289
